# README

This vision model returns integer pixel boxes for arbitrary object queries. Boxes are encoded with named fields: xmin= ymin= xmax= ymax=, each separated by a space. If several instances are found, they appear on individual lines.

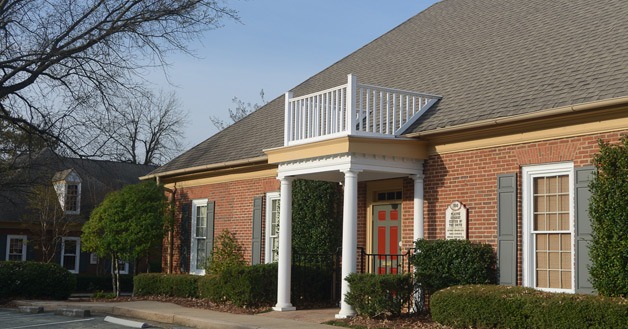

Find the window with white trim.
xmin=523 ymin=163 xmax=574 ymax=292
xmin=61 ymin=237 xmax=81 ymax=274
xmin=90 ymin=253 xmax=98 ymax=264
xmin=65 ymin=183 xmax=79 ymax=212
xmin=190 ymin=199 xmax=208 ymax=275
xmin=265 ymin=192 xmax=280 ymax=263
xmin=112 ymin=260 xmax=129 ymax=275
xmin=6 ymin=235 xmax=27 ymax=261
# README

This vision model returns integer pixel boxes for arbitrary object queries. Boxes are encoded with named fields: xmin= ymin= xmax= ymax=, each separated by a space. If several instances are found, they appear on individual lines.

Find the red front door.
xmin=373 ymin=203 xmax=401 ymax=274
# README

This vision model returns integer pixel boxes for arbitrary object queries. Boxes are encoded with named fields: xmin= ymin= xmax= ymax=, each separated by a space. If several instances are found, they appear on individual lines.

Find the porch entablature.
xmin=266 ymin=135 xmax=428 ymax=167
xmin=274 ymin=152 xmax=423 ymax=182
xmin=284 ymin=74 xmax=441 ymax=146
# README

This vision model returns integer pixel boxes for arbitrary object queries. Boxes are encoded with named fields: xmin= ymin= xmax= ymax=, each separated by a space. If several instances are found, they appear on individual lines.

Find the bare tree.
xmin=83 ymin=89 xmax=187 ymax=165
xmin=22 ymin=185 xmax=72 ymax=263
xmin=0 ymin=0 xmax=238 ymax=157
xmin=210 ymin=89 xmax=266 ymax=130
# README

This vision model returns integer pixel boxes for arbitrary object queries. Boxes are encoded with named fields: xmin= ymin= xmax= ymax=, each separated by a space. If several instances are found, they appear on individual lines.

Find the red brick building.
xmin=143 ymin=0 xmax=628 ymax=317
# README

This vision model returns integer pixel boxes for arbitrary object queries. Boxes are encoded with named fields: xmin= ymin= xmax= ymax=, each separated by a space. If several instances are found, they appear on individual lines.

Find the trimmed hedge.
xmin=412 ymin=239 xmax=497 ymax=295
xmin=75 ymin=275 xmax=133 ymax=293
xmin=199 ymin=264 xmax=277 ymax=307
xmin=0 ymin=261 xmax=76 ymax=300
xmin=134 ymin=273 xmax=199 ymax=298
xmin=345 ymin=273 xmax=414 ymax=317
xmin=135 ymin=263 xmax=334 ymax=308
xmin=431 ymin=285 xmax=628 ymax=329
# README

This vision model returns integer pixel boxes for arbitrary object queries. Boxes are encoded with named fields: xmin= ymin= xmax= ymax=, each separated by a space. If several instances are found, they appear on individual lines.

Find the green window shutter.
xmin=251 ymin=196 xmax=263 ymax=265
xmin=180 ymin=203 xmax=191 ymax=272
xmin=575 ymin=166 xmax=595 ymax=294
xmin=497 ymin=173 xmax=517 ymax=286
xmin=206 ymin=201 xmax=216 ymax=267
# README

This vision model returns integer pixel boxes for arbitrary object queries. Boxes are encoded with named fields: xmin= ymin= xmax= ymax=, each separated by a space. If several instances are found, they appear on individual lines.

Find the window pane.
xmin=534 ymin=214 xmax=546 ymax=231
xmin=535 ymin=233 xmax=571 ymax=289
xmin=195 ymin=205 xmax=207 ymax=238
xmin=63 ymin=256 xmax=76 ymax=271
xmin=8 ymin=237 xmax=25 ymax=261
xmin=65 ymin=184 xmax=78 ymax=211
xmin=196 ymin=238 xmax=206 ymax=270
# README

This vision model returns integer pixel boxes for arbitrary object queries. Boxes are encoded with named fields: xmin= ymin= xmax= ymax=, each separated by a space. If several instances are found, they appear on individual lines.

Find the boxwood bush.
xmin=412 ymin=239 xmax=497 ymax=295
xmin=431 ymin=285 xmax=628 ymax=329
xmin=134 ymin=273 xmax=199 ymax=297
xmin=345 ymin=273 xmax=414 ymax=317
xmin=199 ymin=263 xmax=277 ymax=307
xmin=0 ymin=261 xmax=76 ymax=300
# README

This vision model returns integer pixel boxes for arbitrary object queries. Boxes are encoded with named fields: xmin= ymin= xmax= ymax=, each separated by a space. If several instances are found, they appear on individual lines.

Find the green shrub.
xmin=0 ymin=261 xmax=76 ymax=300
xmin=412 ymin=239 xmax=497 ymax=295
xmin=206 ymin=229 xmax=246 ymax=275
xmin=199 ymin=263 xmax=277 ymax=307
xmin=345 ymin=273 xmax=414 ymax=317
xmin=133 ymin=273 xmax=199 ymax=297
xmin=589 ymin=136 xmax=628 ymax=297
xmin=134 ymin=263 xmax=332 ymax=308
xmin=75 ymin=275 xmax=133 ymax=293
xmin=293 ymin=179 xmax=342 ymax=255
xmin=431 ymin=285 xmax=628 ymax=329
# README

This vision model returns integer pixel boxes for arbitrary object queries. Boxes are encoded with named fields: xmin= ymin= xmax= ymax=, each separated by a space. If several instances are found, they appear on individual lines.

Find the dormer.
xmin=52 ymin=169 xmax=82 ymax=215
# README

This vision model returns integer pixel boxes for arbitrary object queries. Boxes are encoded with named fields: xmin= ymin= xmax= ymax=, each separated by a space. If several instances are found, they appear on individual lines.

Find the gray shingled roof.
xmin=152 ymin=0 xmax=628 ymax=176
xmin=0 ymin=149 xmax=156 ymax=222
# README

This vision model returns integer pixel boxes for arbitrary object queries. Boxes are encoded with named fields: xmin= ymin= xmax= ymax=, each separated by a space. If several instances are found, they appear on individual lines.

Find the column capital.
xmin=411 ymin=173 xmax=425 ymax=181
xmin=340 ymin=169 xmax=362 ymax=176
xmin=277 ymin=176 xmax=295 ymax=182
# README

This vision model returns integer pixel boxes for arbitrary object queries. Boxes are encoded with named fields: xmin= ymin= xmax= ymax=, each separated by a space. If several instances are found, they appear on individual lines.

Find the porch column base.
xmin=272 ymin=305 xmax=296 ymax=312
xmin=335 ymin=309 xmax=357 ymax=319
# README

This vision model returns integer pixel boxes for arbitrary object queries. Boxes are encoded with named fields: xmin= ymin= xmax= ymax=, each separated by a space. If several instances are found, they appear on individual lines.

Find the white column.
xmin=413 ymin=162 xmax=425 ymax=241
xmin=336 ymin=169 xmax=360 ymax=319
xmin=274 ymin=176 xmax=296 ymax=311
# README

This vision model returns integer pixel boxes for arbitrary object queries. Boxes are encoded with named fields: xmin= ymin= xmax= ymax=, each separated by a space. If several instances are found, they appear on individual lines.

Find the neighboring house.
xmin=0 ymin=148 xmax=156 ymax=276
xmin=142 ymin=0 xmax=628 ymax=317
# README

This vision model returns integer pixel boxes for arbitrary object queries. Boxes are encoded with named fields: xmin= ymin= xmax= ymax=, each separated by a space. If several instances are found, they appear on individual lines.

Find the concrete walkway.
xmin=15 ymin=300 xmax=338 ymax=329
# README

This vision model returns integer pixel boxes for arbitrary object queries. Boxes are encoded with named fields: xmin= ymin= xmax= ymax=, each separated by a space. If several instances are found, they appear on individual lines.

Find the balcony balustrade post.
xmin=346 ymin=74 xmax=357 ymax=135
xmin=284 ymin=92 xmax=293 ymax=146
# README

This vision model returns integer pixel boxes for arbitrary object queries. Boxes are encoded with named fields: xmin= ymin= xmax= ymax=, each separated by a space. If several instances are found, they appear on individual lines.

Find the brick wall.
xmin=163 ymin=177 xmax=279 ymax=273
xmin=422 ymin=131 xmax=627 ymax=285
xmin=163 ymin=130 xmax=626 ymax=278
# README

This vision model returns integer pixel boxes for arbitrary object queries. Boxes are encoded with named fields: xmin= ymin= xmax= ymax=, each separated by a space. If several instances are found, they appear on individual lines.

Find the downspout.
xmin=167 ymin=183 xmax=176 ymax=274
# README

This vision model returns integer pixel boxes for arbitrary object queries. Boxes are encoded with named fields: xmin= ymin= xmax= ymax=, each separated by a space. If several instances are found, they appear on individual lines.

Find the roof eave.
xmin=405 ymin=96 xmax=628 ymax=138
xmin=140 ymin=156 xmax=269 ymax=181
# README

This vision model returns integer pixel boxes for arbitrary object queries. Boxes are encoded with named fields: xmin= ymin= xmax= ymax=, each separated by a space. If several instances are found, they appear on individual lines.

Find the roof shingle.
xmin=152 ymin=0 xmax=628 ymax=176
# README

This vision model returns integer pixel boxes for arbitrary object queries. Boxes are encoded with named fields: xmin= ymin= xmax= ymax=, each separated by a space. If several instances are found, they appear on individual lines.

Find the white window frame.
xmin=265 ymin=192 xmax=280 ymax=263
xmin=522 ymin=162 xmax=575 ymax=293
xmin=90 ymin=253 xmax=98 ymax=264
xmin=61 ymin=237 xmax=81 ymax=274
xmin=6 ymin=235 xmax=27 ymax=261
xmin=111 ymin=260 xmax=130 ymax=275
xmin=64 ymin=182 xmax=81 ymax=214
xmin=190 ymin=199 xmax=208 ymax=275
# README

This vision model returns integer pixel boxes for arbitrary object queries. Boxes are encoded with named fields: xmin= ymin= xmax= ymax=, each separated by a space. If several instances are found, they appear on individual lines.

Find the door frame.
xmin=365 ymin=179 xmax=403 ymax=255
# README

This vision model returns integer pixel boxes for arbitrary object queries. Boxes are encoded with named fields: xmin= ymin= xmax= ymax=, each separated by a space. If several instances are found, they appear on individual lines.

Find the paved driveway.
xmin=0 ymin=308 xmax=189 ymax=329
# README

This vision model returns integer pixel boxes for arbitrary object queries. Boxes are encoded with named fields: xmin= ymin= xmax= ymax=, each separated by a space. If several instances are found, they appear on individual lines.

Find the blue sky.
xmin=149 ymin=0 xmax=439 ymax=148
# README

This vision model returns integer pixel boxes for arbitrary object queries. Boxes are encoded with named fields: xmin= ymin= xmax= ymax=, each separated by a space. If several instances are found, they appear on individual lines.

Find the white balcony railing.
xmin=284 ymin=74 xmax=441 ymax=146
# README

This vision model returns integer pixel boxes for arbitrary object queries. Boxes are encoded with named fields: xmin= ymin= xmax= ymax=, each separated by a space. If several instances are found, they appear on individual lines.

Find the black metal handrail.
xmin=358 ymin=247 xmax=413 ymax=274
